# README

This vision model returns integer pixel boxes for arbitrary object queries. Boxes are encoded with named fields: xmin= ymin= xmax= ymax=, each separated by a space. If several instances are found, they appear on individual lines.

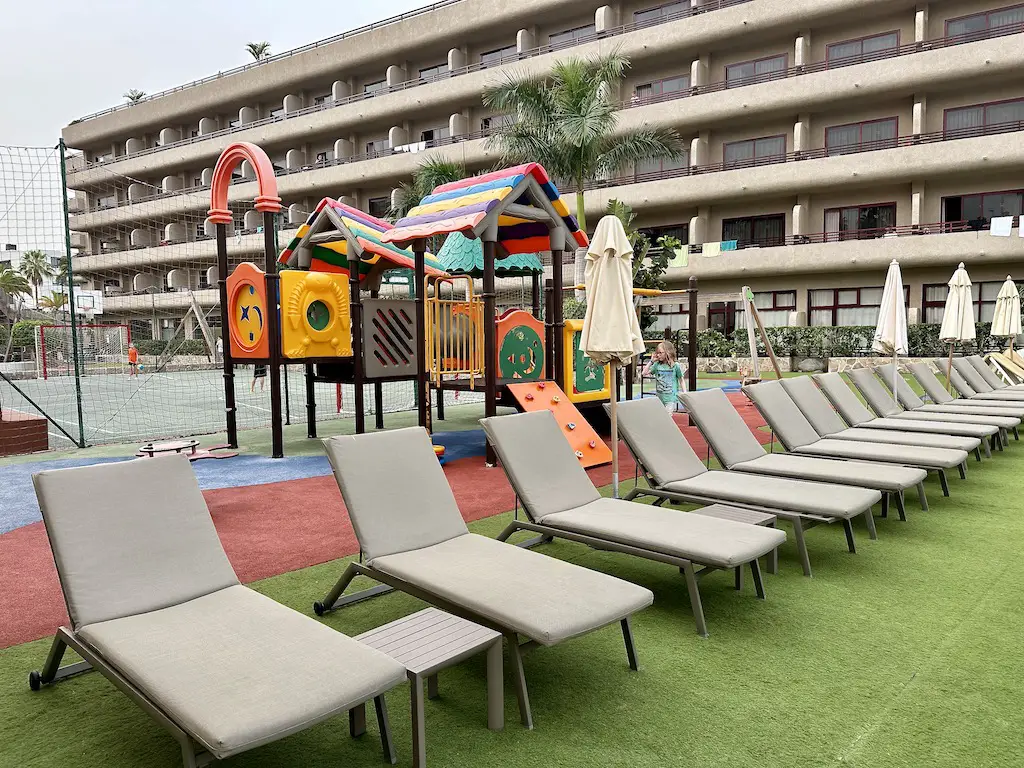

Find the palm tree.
xmin=245 ymin=41 xmax=271 ymax=61
xmin=19 ymin=250 xmax=55 ymax=308
xmin=123 ymin=89 xmax=146 ymax=104
xmin=389 ymin=157 xmax=468 ymax=220
xmin=54 ymin=257 xmax=85 ymax=289
xmin=0 ymin=266 xmax=31 ymax=361
xmin=483 ymin=51 xmax=684 ymax=235
xmin=38 ymin=291 xmax=69 ymax=318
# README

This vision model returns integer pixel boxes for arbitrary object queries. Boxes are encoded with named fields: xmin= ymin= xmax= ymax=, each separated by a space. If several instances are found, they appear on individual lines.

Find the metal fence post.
xmin=58 ymin=139 xmax=87 ymax=448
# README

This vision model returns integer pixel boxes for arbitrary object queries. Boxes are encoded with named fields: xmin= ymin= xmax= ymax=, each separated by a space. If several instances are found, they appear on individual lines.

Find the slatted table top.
xmin=689 ymin=504 xmax=777 ymax=527
xmin=355 ymin=608 xmax=501 ymax=677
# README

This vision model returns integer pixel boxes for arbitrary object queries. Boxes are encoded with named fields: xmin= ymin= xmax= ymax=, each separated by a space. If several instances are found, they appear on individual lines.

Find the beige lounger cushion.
xmin=662 ymin=470 xmax=880 ymax=518
xmin=675 ymin=390 xmax=768 ymax=468
xmin=324 ymin=428 xmax=470 ymax=561
xmin=884 ymin=409 xmax=1019 ymax=429
xmin=541 ymin=498 xmax=786 ymax=569
xmin=909 ymin=362 xmax=1024 ymax=415
xmin=821 ymin=426 xmax=983 ymax=450
xmin=78 ymin=585 xmax=406 ymax=760
xmin=370 ymin=533 xmax=654 ymax=646
xmin=968 ymin=355 xmax=1024 ymax=391
xmin=732 ymin=454 xmax=925 ymax=492
xmin=951 ymin=358 xmax=1024 ymax=400
xmin=876 ymin=364 xmax=1024 ymax=419
xmin=741 ymin=381 xmax=823 ymax=450
xmin=795 ymin=438 xmax=966 ymax=469
xmin=33 ymin=456 xmax=239 ymax=628
xmin=612 ymin=398 xmax=712 ymax=484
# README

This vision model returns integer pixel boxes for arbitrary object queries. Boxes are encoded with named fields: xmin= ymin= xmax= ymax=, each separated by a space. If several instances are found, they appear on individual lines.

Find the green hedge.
xmin=649 ymin=323 xmax=997 ymax=359
xmin=134 ymin=339 xmax=210 ymax=357
xmin=9 ymin=320 xmax=47 ymax=350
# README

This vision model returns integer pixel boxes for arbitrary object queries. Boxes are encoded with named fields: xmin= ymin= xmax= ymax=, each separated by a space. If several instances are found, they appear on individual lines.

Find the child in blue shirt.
xmin=643 ymin=341 xmax=687 ymax=412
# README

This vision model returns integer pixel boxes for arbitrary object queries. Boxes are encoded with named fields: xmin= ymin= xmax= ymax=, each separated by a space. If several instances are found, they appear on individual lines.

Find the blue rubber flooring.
xmin=0 ymin=429 xmax=486 ymax=535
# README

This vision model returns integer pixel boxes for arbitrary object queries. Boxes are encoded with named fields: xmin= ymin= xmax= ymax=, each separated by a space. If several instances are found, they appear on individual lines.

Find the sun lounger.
xmin=907 ymin=362 xmax=1024 ymax=433
xmin=849 ymin=367 xmax=1018 ymax=447
xmin=743 ymin=380 xmax=968 ymax=498
xmin=986 ymin=351 xmax=1024 ymax=384
xmin=783 ymin=374 xmax=986 ymax=460
xmin=961 ymin=355 xmax=1024 ymax=398
xmin=479 ymin=410 xmax=787 ymax=636
xmin=605 ymin=397 xmax=883 ymax=578
xmin=679 ymin=386 xmax=926 ymax=519
xmin=315 ymin=427 xmax=654 ymax=728
xmin=29 ymin=455 xmax=408 ymax=768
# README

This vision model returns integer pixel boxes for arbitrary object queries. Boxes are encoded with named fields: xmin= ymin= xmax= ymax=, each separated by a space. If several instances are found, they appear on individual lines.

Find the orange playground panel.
xmin=507 ymin=381 xmax=612 ymax=469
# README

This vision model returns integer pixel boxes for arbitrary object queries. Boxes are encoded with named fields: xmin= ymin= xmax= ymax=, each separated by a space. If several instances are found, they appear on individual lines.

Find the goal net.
xmin=35 ymin=324 xmax=130 ymax=379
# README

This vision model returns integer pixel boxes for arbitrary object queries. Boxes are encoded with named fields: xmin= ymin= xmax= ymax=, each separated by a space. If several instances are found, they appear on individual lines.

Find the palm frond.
xmin=597 ymin=129 xmax=687 ymax=177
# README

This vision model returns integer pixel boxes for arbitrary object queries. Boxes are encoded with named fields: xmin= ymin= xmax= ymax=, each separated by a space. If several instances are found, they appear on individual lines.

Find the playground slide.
xmin=507 ymin=381 xmax=612 ymax=469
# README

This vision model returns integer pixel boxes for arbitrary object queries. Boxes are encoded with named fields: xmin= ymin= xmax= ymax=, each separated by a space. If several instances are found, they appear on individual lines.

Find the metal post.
xmin=544 ymin=278 xmax=554 ymax=381
xmin=263 ymin=212 xmax=284 ymax=458
xmin=374 ymin=382 xmax=384 ymax=429
xmin=687 ymin=276 xmax=698 ymax=393
xmin=347 ymin=251 xmax=365 ymax=434
xmin=305 ymin=363 xmax=317 ymax=438
xmin=413 ymin=240 xmax=429 ymax=429
xmin=483 ymin=238 xmax=498 ymax=465
xmin=551 ymin=246 xmax=564 ymax=391
xmin=283 ymin=363 xmax=291 ymax=425
xmin=57 ymin=140 xmax=86 ymax=448
xmin=215 ymin=222 xmax=238 ymax=448
xmin=531 ymin=271 xmax=541 ymax=318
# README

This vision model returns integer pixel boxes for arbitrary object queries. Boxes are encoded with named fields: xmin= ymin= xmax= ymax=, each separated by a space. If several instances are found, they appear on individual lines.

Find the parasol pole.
xmin=947 ymin=342 xmax=955 ymax=394
xmin=610 ymin=359 xmax=619 ymax=499
xmin=891 ymin=296 xmax=899 ymax=406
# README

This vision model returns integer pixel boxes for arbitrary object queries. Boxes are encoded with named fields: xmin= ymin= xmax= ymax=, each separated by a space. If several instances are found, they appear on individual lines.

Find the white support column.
xmin=288 ymin=203 xmax=305 ymax=225
xmin=689 ymin=56 xmax=709 ymax=90
xmin=386 ymin=65 xmax=407 ymax=87
xmin=448 ymin=47 xmax=467 ymax=71
xmin=388 ymin=126 xmax=408 ymax=149
xmin=334 ymin=138 xmax=354 ymax=160
xmin=690 ymin=133 xmax=709 ymax=168
xmin=911 ymin=181 xmax=925 ymax=226
xmin=794 ymin=114 xmax=811 ymax=154
xmin=332 ymin=80 xmax=351 ymax=102
xmin=161 ymin=176 xmax=182 ymax=193
xmin=793 ymin=194 xmax=810 ymax=237
xmin=516 ymin=28 xmax=535 ymax=53
xmin=158 ymin=127 xmax=180 ymax=146
xmin=164 ymin=223 xmax=186 ymax=242
xmin=688 ymin=209 xmax=708 ymax=246
xmin=201 ymin=168 xmax=214 ymax=186
xmin=449 ymin=112 xmax=469 ymax=137
xmin=595 ymin=5 xmax=619 ymax=33
xmin=125 ymin=137 xmax=145 ymax=155
xmin=795 ymin=31 xmax=810 ymax=68
xmin=127 ymin=183 xmax=148 ymax=201
xmin=243 ymin=210 xmax=261 ymax=231
xmin=238 ymin=106 xmax=257 ymax=125
xmin=198 ymin=117 xmax=217 ymax=135
xmin=915 ymin=5 xmax=929 ymax=43
xmin=241 ymin=160 xmax=255 ymax=179
xmin=913 ymin=95 xmax=927 ymax=135
xmin=285 ymin=149 xmax=304 ymax=170
xmin=282 ymin=94 xmax=302 ymax=113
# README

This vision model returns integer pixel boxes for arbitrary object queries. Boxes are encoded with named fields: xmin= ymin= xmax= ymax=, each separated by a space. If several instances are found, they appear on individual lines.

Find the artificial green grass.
xmin=3 ymin=456 xmax=1023 ymax=767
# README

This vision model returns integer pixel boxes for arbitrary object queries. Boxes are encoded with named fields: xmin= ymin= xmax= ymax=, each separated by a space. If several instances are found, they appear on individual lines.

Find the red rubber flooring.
xmin=0 ymin=396 xmax=772 ymax=649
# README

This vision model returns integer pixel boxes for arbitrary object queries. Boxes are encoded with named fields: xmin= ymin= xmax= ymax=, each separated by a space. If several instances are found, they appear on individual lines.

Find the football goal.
xmin=34 ymin=324 xmax=131 ymax=379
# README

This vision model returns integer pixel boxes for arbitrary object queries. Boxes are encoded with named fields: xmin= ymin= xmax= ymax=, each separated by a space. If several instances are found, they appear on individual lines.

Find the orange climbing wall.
xmin=507 ymin=381 xmax=612 ymax=469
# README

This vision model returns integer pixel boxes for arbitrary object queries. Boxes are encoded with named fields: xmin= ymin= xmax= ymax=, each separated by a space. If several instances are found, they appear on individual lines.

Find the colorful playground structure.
xmin=211 ymin=143 xmax=615 ymax=463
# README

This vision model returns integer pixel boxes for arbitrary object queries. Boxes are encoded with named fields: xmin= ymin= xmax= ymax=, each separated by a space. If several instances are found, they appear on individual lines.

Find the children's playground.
xmin=4 ymin=144 xmax=1022 ymax=768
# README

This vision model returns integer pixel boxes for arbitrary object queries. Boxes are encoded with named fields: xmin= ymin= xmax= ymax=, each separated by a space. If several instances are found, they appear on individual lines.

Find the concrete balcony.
xmin=103 ymin=288 xmax=219 ymax=313
xmin=64 ymin=0 xmax=913 ymax=187
xmin=581 ymin=131 xmax=1024 ymax=219
xmin=68 ymin=138 xmax=499 ymax=232
xmin=667 ymin=229 xmax=1024 ymax=282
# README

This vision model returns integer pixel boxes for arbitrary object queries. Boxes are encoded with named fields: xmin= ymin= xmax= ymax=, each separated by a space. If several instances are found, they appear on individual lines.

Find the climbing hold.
xmin=589 ymin=440 xmax=597 ymax=449
xmin=538 ymin=382 xmax=546 ymax=389
xmin=552 ymin=396 xmax=560 ymax=404
xmin=525 ymin=393 xmax=534 ymax=401
xmin=567 ymin=422 xmax=577 ymax=431
xmin=575 ymin=450 xmax=584 ymax=458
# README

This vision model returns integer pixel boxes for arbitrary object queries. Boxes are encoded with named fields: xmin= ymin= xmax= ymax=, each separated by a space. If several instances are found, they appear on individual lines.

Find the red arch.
xmin=207 ymin=142 xmax=281 ymax=225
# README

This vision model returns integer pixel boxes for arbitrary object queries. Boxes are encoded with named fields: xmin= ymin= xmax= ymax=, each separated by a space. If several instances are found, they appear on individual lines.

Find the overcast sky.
xmin=0 ymin=0 xmax=431 ymax=147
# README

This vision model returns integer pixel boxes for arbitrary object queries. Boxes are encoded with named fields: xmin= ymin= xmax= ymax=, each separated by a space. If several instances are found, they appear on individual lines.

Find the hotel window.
xmin=809 ymin=286 xmax=907 ymax=327
xmin=97 ymin=194 xmax=116 ymax=210
xmin=825 ymin=31 xmax=899 ymax=65
xmin=825 ymin=117 xmax=898 ymax=155
xmin=481 ymin=114 xmax=513 ymax=132
xmin=942 ymin=190 xmax=1023 ymax=230
xmin=633 ymin=75 xmax=690 ymax=104
xmin=368 ymin=197 xmax=390 ymax=219
xmin=365 ymin=138 xmax=390 ymax=157
xmin=722 ymin=214 xmax=786 ymax=248
xmin=824 ymin=203 xmax=897 ymax=241
xmin=419 ymin=63 xmax=447 ymax=81
xmin=313 ymin=93 xmax=333 ymax=106
xmin=420 ymin=126 xmax=451 ymax=144
xmin=923 ymin=282 xmax=1006 ymax=323
xmin=738 ymin=291 xmax=796 ymax=328
xmin=723 ymin=135 xmax=786 ymax=170
xmin=363 ymin=79 xmax=387 ymax=94
xmin=947 ymin=4 xmax=1024 ymax=39
xmin=480 ymin=45 xmax=517 ymax=67
xmin=641 ymin=224 xmax=688 ymax=249
xmin=944 ymin=98 xmax=1024 ymax=137
xmin=725 ymin=54 xmax=786 ymax=87
xmin=548 ymin=24 xmax=596 ymax=48
xmin=634 ymin=149 xmax=689 ymax=179
xmin=634 ymin=1 xmax=689 ymax=25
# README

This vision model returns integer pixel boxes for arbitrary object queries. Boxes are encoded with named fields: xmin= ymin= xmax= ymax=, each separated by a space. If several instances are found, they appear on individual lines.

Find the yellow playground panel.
xmin=562 ymin=319 xmax=611 ymax=403
xmin=425 ymin=275 xmax=484 ymax=386
xmin=279 ymin=270 xmax=352 ymax=359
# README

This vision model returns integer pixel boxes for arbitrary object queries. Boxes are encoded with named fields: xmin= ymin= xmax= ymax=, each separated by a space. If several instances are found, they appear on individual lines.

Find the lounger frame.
xmin=314 ymin=558 xmax=639 ymax=730
xmin=31 ymin=626 xmax=396 ymax=767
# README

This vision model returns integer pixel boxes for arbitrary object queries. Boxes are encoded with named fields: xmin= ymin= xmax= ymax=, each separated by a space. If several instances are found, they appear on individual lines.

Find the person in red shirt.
xmin=127 ymin=342 xmax=139 ymax=376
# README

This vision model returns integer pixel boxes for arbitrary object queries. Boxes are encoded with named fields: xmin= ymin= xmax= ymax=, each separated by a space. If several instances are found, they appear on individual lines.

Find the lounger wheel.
xmin=28 ymin=671 xmax=42 ymax=692
xmin=313 ymin=601 xmax=326 ymax=617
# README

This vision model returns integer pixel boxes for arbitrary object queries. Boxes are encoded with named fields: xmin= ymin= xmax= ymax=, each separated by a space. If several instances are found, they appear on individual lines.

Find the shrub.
xmin=10 ymin=320 xmax=47 ymax=350
xmin=134 ymin=339 xmax=210 ymax=357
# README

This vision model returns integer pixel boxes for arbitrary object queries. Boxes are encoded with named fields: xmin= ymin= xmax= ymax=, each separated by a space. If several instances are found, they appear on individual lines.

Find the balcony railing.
xmin=71 ymin=0 xmax=757 ymax=168
xmin=684 ymin=220 xmax=989 ymax=254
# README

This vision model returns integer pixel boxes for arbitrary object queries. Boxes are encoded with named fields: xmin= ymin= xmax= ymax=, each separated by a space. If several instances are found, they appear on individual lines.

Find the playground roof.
xmin=382 ymin=163 xmax=589 ymax=255
xmin=436 ymin=232 xmax=544 ymax=277
xmin=278 ymin=199 xmax=445 ymax=287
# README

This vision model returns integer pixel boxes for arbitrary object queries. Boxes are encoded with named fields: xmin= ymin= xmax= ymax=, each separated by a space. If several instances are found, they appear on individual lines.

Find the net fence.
xmin=0 ymin=143 xmax=561 ymax=456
